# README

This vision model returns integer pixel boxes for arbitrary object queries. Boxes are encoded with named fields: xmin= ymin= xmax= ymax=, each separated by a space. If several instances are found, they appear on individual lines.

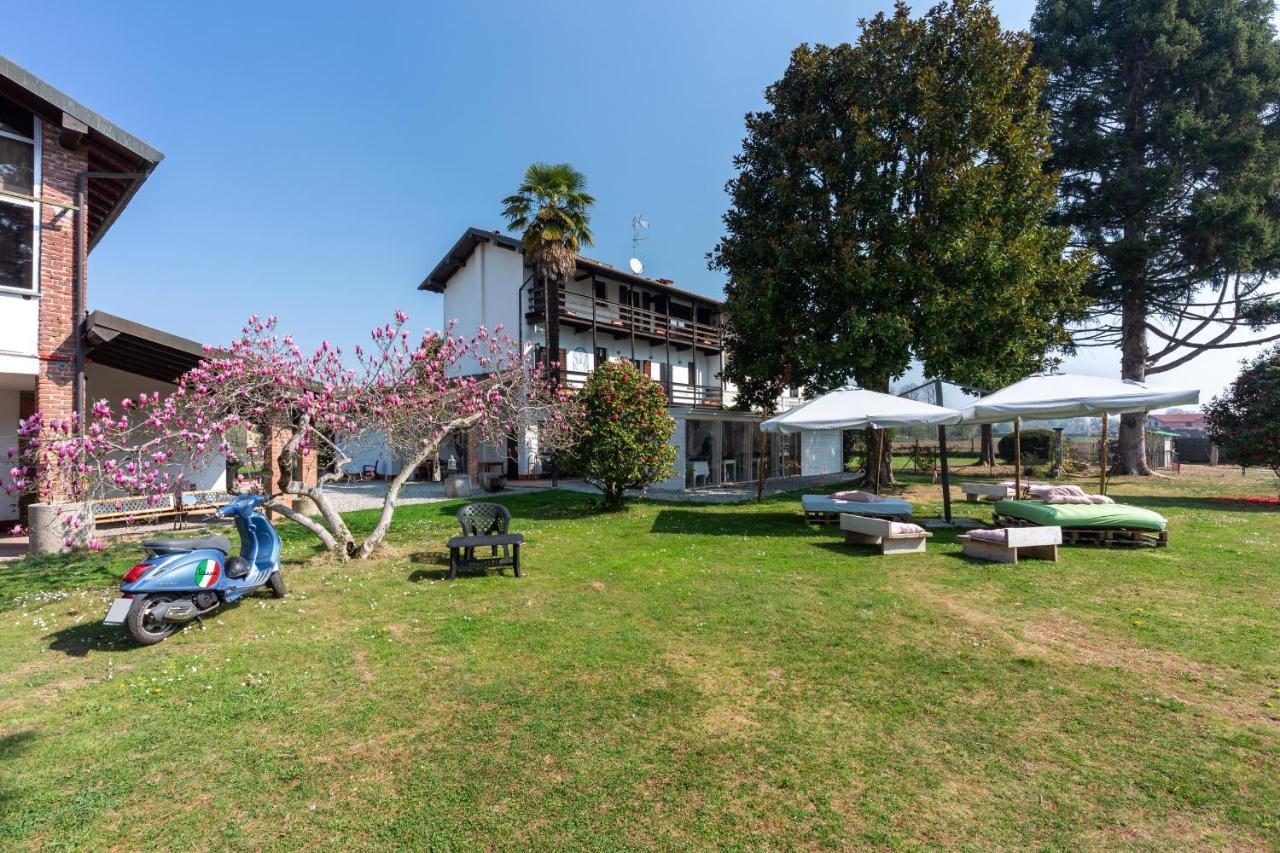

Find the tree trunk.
xmin=276 ymin=417 xmax=355 ymax=558
xmin=861 ymin=425 xmax=895 ymax=487
xmin=543 ymin=264 xmax=560 ymax=387
xmin=358 ymin=416 xmax=482 ymax=559
xmin=977 ymin=424 xmax=995 ymax=466
xmin=265 ymin=500 xmax=338 ymax=551
xmin=359 ymin=445 xmax=432 ymax=560
xmin=1116 ymin=293 xmax=1154 ymax=475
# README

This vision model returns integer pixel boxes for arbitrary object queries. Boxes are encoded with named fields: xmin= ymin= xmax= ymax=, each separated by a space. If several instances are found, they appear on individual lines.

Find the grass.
xmin=1 ymin=466 xmax=1278 ymax=848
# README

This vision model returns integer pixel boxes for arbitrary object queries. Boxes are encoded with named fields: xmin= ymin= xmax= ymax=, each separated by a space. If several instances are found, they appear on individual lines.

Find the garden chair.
xmin=446 ymin=502 xmax=523 ymax=579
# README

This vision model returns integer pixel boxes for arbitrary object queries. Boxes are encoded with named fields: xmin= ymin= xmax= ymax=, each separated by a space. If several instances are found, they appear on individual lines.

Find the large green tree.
xmin=711 ymin=0 xmax=1090 ymax=481
xmin=1032 ymin=0 xmax=1280 ymax=474
xmin=502 ymin=163 xmax=596 ymax=384
xmin=1203 ymin=346 xmax=1280 ymax=490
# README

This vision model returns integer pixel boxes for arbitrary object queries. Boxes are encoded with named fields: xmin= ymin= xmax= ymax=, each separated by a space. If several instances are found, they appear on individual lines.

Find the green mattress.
xmin=994 ymin=499 xmax=1168 ymax=532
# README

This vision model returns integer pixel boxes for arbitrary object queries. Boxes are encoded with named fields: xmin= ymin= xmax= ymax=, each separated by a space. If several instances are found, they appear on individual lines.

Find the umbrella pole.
xmin=938 ymin=424 xmax=952 ymax=523
xmin=873 ymin=428 xmax=885 ymax=494
xmin=1014 ymin=417 xmax=1022 ymax=499
xmin=1100 ymin=412 xmax=1109 ymax=496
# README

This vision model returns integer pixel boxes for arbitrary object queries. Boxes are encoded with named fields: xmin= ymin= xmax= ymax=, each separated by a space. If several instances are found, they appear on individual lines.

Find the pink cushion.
xmin=1045 ymin=493 xmax=1095 ymax=504
xmin=831 ymin=490 xmax=886 ymax=503
xmin=1088 ymin=494 xmax=1115 ymax=504
xmin=1028 ymin=484 xmax=1088 ymax=500
xmin=889 ymin=522 xmax=926 ymax=535
xmin=967 ymin=529 xmax=1007 ymax=544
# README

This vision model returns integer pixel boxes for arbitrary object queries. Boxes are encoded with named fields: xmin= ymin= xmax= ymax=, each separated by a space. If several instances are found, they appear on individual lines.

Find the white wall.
xmin=0 ymin=390 xmax=19 ymax=521
xmin=84 ymin=364 xmax=226 ymax=491
xmin=801 ymin=430 xmax=842 ymax=476
xmin=340 ymin=432 xmax=404 ymax=477
xmin=441 ymin=241 xmax=526 ymax=373
xmin=0 ymin=292 xmax=39 ymax=378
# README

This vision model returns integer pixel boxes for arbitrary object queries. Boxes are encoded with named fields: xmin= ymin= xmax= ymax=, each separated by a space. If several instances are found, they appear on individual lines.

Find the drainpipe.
xmin=73 ymin=171 xmax=145 ymax=418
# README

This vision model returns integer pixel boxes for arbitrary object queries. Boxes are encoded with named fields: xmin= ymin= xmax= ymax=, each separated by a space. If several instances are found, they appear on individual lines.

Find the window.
xmin=0 ymin=96 xmax=37 ymax=292
xmin=0 ymin=202 xmax=36 ymax=290
xmin=0 ymin=98 xmax=36 ymax=196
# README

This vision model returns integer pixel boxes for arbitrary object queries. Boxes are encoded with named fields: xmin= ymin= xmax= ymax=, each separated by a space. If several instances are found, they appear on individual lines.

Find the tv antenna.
xmin=629 ymin=215 xmax=650 ymax=275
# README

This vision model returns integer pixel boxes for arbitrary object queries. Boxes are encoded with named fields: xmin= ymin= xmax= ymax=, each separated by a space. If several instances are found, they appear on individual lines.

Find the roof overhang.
xmin=83 ymin=310 xmax=205 ymax=385
xmin=419 ymin=227 xmax=523 ymax=292
xmin=0 ymin=54 xmax=164 ymax=249
xmin=419 ymin=226 xmax=724 ymax=307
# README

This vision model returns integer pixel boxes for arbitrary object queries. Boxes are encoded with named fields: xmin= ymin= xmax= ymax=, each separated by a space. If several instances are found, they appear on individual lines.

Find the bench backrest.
xmin=457 ymin=502 xmax=511 ymax=538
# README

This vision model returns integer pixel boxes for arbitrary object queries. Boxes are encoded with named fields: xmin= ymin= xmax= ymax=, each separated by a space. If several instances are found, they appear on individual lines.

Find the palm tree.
xmin=502 ymin=163 xmax=595 ymax=384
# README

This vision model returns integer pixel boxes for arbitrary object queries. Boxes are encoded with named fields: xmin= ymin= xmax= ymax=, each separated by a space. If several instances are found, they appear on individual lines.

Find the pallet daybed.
xmin=802 ymin=494 xmax=913 ymax=525
xmin=961 ymin=482 xmax=1014 ymax=502
xmin=959 ymin=525 xmax=1062 ymax=563
xmin=992 ymin=499 xmax=1168 ymax=548
xmin=839 ymin=513 xmax=931 ymax=555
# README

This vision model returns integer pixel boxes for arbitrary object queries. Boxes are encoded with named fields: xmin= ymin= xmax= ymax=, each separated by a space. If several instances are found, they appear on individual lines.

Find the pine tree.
xmin=1032 ymin=0 xmax=1280 ymax=473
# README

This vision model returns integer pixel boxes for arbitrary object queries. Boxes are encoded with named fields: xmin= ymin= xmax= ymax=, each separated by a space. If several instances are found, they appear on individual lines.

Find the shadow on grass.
xmin=42 ymin=595 xmax=259 ymax=657
xmin=0 ymin=727 xmax=38 ymax=815
xmin=649 ymin=509 xmax=814 ymax=537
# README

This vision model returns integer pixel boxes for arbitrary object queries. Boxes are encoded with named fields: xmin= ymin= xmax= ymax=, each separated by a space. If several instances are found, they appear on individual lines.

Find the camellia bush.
xmin=558 ymin=360 xmax=676 ymax=510
xmin=1204 ymin=346 xmax=1280 ymax=493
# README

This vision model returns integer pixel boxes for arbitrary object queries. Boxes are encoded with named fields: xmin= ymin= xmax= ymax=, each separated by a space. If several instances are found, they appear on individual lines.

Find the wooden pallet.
xmin=805 ymin=510 xmax=911 ymax=526
xmin=993 ymin=512 xmax=1168 ymax=548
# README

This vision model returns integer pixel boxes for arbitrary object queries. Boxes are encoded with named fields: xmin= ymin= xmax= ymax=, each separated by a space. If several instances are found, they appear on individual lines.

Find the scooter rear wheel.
xmin=126 ymin=594 xmax=181 ymax=645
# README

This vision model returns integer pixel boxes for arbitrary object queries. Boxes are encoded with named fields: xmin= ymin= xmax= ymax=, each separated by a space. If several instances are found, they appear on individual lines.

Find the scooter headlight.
xmin=122 ymin=563 xmax=152 ymax=583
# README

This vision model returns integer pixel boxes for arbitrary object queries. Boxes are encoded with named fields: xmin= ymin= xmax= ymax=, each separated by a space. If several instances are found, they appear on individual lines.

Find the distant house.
xmin=0 ymin=56 xmax=229 ymax=526
xmin=1147 ymin=412 xmax=1206 ymax=436
xmin=349 ymin=226 xmax=838 ymax=492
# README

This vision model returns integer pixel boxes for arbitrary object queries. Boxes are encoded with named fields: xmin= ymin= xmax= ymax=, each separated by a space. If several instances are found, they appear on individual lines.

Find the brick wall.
xmin=36 ymin=118 xmax=87 ymax=420
xmin=261 ymin=426 xmax=319 ymax=491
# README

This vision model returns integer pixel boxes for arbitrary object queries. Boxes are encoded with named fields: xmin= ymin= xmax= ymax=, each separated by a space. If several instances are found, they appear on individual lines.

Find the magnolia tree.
xmin=1204 ymin=346 xmax=1280 ymax=493
xmin=179 ymin=313 xmax=568 ymax=559
xmin=2 ymin=393 xmax=224 ymax=549
xmin=4 ymin=312 xmax=569 ymax=560
xmin=343 ymin=315 xmax=569 ymax=558
xmin=558 ymin=360 xmax=676 ymax=510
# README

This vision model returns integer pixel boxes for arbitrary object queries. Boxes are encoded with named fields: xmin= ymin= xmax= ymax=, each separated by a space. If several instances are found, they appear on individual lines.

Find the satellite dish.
xmin=629 ymin=257 xmax=644 ymax=275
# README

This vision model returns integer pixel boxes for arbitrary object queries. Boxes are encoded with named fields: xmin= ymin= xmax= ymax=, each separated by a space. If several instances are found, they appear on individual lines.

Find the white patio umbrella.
xmin=958 ymin=373 xmax=1199 ymax=494
xmin=762 ymin=386 xmax=964 ymax=516
xmin=761 ymin=386 xmax=963 ymax=433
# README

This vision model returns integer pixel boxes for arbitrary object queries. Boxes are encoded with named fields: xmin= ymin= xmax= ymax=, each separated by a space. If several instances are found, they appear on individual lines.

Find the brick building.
xmin=0 ymin=56 xmax=230 ymax=525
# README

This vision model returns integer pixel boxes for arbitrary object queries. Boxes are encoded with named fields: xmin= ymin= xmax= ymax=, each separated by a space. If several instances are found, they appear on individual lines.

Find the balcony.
xmin=562 ymin=369 xmax=724 ymax=409
xmin=529 ymin=288 xmax=723 ymax=353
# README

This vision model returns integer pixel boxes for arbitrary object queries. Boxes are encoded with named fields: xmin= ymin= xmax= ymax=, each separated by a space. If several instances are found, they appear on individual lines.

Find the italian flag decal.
xmin=194 ymin=559 xmax=220 ymax=588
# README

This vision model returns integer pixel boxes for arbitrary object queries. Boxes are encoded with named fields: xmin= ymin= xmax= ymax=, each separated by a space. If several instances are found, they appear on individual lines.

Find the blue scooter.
xmin=103 ymin=494 xmax=286 ymax=645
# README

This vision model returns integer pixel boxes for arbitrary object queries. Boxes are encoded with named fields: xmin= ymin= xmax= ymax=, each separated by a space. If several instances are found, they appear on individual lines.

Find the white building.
xmin=411 ymin=227 xmax=841 ymax=492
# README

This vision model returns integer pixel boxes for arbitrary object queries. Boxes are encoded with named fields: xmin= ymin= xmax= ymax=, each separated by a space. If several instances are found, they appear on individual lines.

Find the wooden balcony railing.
xmin=561 ymin=369 xmax=723 ymax=408
xmin=528 ymin=288 xmax=723 ymax=351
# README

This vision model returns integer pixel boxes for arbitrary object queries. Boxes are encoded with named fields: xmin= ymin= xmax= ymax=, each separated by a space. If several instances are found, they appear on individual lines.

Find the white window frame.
xmin=0 ymin=110 xmax=40 ymax=296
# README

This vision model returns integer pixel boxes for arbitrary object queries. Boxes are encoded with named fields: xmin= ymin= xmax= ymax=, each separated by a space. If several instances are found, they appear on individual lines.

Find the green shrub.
xmin=558 ymin=361 xmax=677 ymax=510
xmin=997 ymin=429 xmax=1054 ymax=465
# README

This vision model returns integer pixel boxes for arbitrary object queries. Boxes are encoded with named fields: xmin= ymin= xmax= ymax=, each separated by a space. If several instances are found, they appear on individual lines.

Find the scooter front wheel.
xmin=268 ymin=571 xmax=286 ymax=599
xmin=125 ymin=594 xmax=181 ymax=645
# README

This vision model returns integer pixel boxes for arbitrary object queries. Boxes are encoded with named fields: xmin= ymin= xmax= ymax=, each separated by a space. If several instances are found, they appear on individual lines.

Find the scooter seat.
xmin=141 ymin=535 xmax=232 ymax=554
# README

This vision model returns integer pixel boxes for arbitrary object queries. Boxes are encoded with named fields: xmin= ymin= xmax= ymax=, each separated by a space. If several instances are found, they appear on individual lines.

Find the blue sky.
xmin=5 ymin=0 xmax=1261 ymax=400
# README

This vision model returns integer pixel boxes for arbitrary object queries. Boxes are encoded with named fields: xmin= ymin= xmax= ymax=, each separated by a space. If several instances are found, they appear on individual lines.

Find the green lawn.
xmin=1 ymin=467 xmax=1278 ymax=848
